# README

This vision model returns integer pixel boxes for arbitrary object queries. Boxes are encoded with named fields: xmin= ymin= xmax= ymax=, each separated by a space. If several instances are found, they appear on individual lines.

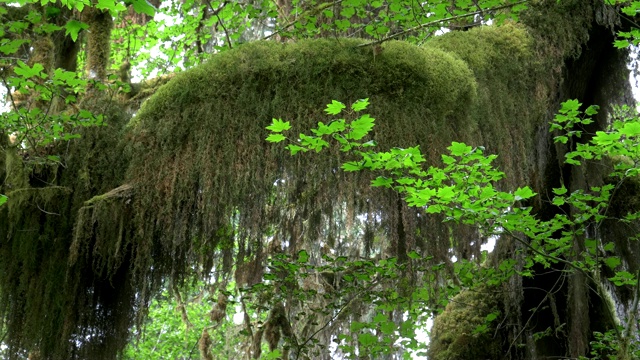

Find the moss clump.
xmin=428 ymin=286 xmax=502 ymax=360
xmin=430 ymin=23 xmax=546 ymax=186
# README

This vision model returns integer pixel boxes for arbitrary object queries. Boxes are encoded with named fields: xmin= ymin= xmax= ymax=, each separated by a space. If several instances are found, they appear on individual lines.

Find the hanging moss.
xmin=0 ymin=97 xmax=131 ymax=359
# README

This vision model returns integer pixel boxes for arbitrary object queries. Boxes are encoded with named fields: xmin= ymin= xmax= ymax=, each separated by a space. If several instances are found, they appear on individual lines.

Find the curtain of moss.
xmin=0 ymin=99 xmax=131 ymax=359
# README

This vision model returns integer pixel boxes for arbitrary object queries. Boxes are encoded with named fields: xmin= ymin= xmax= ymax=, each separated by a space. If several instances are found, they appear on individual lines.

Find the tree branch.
xmin=357 ymin=0 xmax=529 ymax=47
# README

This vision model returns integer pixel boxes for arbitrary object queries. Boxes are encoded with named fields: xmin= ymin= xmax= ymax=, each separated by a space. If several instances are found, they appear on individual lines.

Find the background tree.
xmin=1 ymin=0 xmax=640 ymax=359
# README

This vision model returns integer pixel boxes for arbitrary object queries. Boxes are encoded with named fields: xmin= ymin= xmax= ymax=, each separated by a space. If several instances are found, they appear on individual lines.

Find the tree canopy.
xmin=2 ymin=0 xmax=640 ymax=359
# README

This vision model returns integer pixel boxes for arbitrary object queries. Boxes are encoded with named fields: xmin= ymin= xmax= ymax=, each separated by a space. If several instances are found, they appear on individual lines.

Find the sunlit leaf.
xmin=351 ymin=98 xmax=369 ymax=112
xmin=297 ymin=250 xmax=309 ymax=263
xmin=131 ymin=0 xmax=156 ymax=16
xmin=448 ymin=142 xmax=472 ymax=156
xmin=266 ymin=133 xmax=286 ymax=143
xmin=65 ymin=20 xmax=89 ymax=42
xmin=325 ymin=100 xmax=346 ymax=115
xmin=266 ymin=118 xmax=291 ymax=133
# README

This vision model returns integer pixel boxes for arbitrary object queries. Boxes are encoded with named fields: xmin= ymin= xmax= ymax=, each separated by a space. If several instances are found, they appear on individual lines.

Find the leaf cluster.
xmin=269 ymin=98 xmax=640 ymax=358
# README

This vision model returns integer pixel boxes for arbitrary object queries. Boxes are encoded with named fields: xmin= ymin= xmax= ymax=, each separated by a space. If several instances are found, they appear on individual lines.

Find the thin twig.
xmin=263 ymin=0 xmax=345 ymax=40
xmin=217 ymin=16 xmax=233 ymax=49
xmin=36 ymin=204 xmax=59 ymax=215
xmin=295 ymin=277 xmax=383 ymax=357
xmin=202 ymin=0 xmax=232 ymax=49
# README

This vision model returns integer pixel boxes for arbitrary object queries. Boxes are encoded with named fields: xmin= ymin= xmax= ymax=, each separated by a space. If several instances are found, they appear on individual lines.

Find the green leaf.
xmin=335 ymin=19 xmax=351 ymax=30
xmin=266 ymin=134 xmax=286 ymax=143
xmin=485 ymin=312 xmax=499 ymax=322
xmin=131 ymin=0 xmax=156 ymax=16
xmin=621 ymin=122 xmax=640 ymax=137
xmin=350 ymin=321 xmax=366 ymax=332
xmin=0 ymin=195 xmax=7 ymax=207
xmin=560 ymin=99 xmax=581 ymax=112
xmin=441 ymin=154 xmax=455 ymax=165
xmin=554 ymin=135 xmax=568 ymax=144
xmin=473 ymin=324 xmax=488 ymax=334
xmin=448 ymin=142 xmax=472 ymax=156
xmin=297 ymin=250 xmax=309 ymax=263
xmin=373 ymin=313 xmax=387 ymax=323
xmin=65 ymin=20 xmax=89 ymax=42
xmin=264 ymin=350 xmax=282 ymax=360
xmin=9 ymin=20 xmax=29 ymax=34
xmin=609 ymin=271 xmax=636 ymax=286
xmin=287 ymin=144 xmax=304 ymax=155
xmin=604 ymin=242 xmax=615 ymax=252
xmin=436 ymin=186 xmax=455 ymax=202
xmin=341 ymin=6 xmax=356 ymax=18
xmin=266 ymin=118 xmax=291 ymax=132
xmin=342 ymin=161 xmax=363 ymax=171
xmin=26 ymin=10 xmax=42 ymax=24
xmin=372 ymin=177 xmax=393 ymax=188
xmin=38 ymin=23 xmax=63 ymax=34
xmin=604 ymin=256 xmax=621 ymax=269
xmin=328 ymin=120 xmax=346 ymax=133
xmin=0 ymin=39 xmax=28 ymax=55
xmin=514 ymin=187 xmax=536 ymax=201
xmin=45 ymin=5 xmax=61 ymax=17
xmin=351 ymin=98 xmax=369 ymax=112
xmin=380 ymin=320 xmax=395 ymax=334
xmin=614 ymin=40 xmax=630 ymax=49
xmin=552 ymin=186 xmax=568 ymax=195
xmin=14 ymin=61 xmax=45 ymax=78
xmin=348 ymin=114 xmax=375 ymax=140
xmin=325 ymin=100 xmax=346 ymax=115
xmin=592 ymin=131 xmax=620 ymax=145
xmin=358 ymin=332 xmax=377 ymax=347
xmin=74 ymin=1 xmax=86 ymax=11
xmin=96 ymin=0 xmax=125 ymax=11
xmin=584 ymin=105 xmax=599 ymax=116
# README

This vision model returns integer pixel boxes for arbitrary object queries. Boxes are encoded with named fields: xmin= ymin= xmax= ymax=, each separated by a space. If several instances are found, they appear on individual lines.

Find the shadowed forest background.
xmin=2 ymin=0 xmax=640 ymax=359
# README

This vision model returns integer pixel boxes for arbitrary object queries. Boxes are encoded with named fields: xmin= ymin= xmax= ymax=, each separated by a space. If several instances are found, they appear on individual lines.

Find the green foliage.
xmin=268 ymin=99 xmax=532 ymax=226
xmin=1 ymin=66 xmax=110 ymax=152
xmin=268 ymin=98 xmax=640 ymax=358
xmin=122 ymin=284 xmax=241 ymax=360
xmin=241 ymin=251 xmax=443 ymax=359
xmin=64 ymin=20 xmax=89 ymax=42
